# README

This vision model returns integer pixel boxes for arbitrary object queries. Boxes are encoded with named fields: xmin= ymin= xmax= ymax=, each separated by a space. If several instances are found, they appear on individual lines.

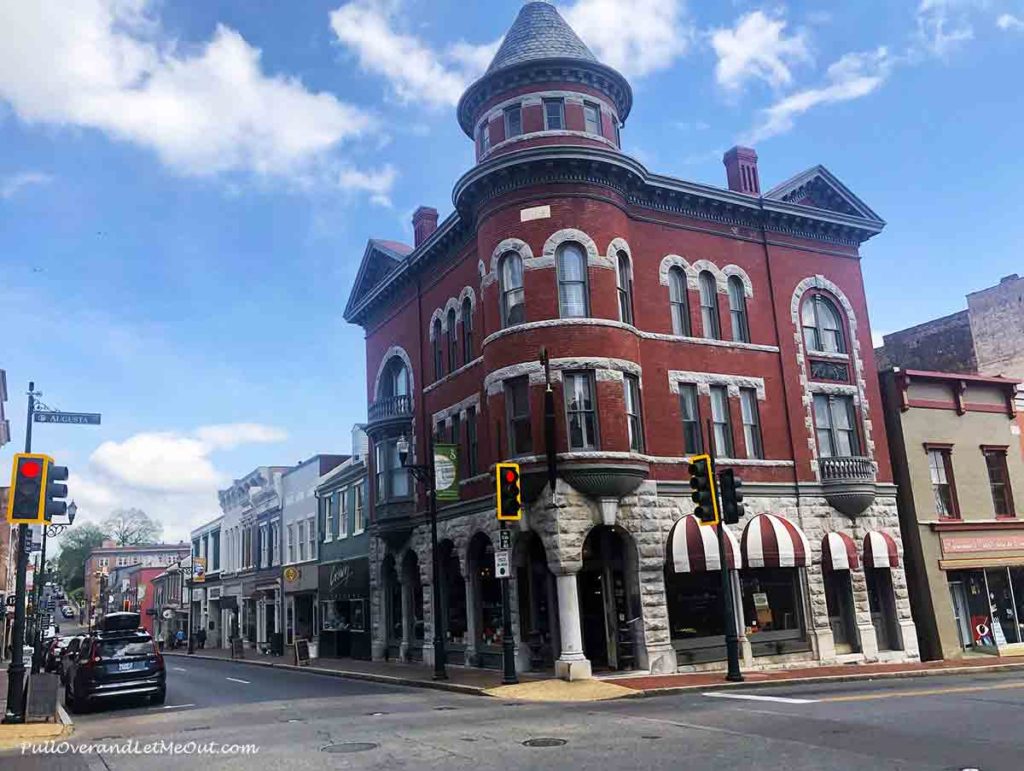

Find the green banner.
xmin=434 ymin=443 xmax=460 ymax=501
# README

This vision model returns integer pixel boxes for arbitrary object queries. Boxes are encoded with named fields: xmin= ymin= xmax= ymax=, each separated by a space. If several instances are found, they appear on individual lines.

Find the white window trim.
xmin=323 ymin=496 xmax=334 ymax=543
xmin=339 ymin=487 xmax=349 ymax=539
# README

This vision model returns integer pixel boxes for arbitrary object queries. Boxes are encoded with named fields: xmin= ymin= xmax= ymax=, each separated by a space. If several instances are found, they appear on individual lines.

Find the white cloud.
xmin=329 ymin=1 xmax=497 ymax=108
xmin=338 ymin=164 xmax=398 ymax=206
xmin=0 ymin=171 xmax=52 ymax=199
xmin=0 ymin=0 xmax=376 ymax=181
xmin=711 ymin=11 xmax=812 ymax=92
xmin=90 ymin=422 xmax=287 ymax=493
xmin=997 ymin=13 xmax=1024 ymax=30
xmin=564 ymin=0 xmax=692 ymax=78
xmin=743 ymin=47 xmax=892 ymax=144
xmin=914 ymin=0 xmax=977 ymax=57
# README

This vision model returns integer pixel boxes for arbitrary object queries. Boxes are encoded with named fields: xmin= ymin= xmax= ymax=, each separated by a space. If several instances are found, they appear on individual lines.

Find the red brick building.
xmin=344 ymin=0 xmax=918 ymax=677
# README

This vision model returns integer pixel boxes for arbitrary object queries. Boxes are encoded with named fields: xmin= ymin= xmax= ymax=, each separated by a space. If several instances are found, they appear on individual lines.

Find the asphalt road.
xmin=4 ymin=655 xmax=1023 ymax=770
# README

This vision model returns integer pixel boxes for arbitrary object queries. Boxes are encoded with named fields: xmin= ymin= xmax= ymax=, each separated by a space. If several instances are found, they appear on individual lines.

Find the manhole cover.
xmin=641 ymin=735 xmax=661 ymax=740
xmin=321 ymin=742 xmax=379 ymax=754
xmin=434 ymin=706 xmax=456 ymax=711
xmin=523 ymin=738 xmax=567 ymax=748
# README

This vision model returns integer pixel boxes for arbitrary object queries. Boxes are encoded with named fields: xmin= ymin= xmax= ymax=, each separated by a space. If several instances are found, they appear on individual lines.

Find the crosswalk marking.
xmin=225 ymin=676 xmax=251 ymax=684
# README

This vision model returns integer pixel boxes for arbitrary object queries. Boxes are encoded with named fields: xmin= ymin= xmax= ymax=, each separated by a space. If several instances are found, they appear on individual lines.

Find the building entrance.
xmin=579 ymin=526 xmax=638 ymax=671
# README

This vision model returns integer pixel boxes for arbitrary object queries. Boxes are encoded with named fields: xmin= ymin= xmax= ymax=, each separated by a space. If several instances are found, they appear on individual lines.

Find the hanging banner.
xmin=434 ymin=443 xmax=459 ymax=501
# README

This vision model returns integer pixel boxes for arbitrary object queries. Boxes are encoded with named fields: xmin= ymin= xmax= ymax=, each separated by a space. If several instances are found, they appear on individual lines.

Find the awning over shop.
xmin=821 ymin=531 xmax=859 ymax=571
xmin=864 ymin=531 xmax=900 ymax=568
xmin=741 ymin=513 xmax=811 ymax=568
xmin=667 ymin=514 xmax=740 ymax=573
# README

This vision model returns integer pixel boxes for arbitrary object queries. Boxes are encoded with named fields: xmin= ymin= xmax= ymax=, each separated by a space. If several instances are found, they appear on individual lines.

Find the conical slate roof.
xmin=486 ymin=0 xmax=597 ymax=73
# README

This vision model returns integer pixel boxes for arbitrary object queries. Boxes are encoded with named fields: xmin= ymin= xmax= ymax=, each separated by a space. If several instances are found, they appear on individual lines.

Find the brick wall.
xmin=968 ymin=274 xmax=1024 ymax=378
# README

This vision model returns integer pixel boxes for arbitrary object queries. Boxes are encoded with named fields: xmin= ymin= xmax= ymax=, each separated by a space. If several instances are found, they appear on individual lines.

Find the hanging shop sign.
xmin=434 ymin=443 xmax=459 ymax=502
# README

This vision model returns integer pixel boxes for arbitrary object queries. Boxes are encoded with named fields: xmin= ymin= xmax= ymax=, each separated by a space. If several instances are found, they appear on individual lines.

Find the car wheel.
xmin=150 ymin=689 xmax=166 ymax=706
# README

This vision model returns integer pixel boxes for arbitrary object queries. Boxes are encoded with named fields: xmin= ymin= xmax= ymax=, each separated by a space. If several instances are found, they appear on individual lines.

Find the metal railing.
xmin=819 ymin=455 xmax=875 ymax=482
xmin=368 ymin=394 xmax=413 ymax=422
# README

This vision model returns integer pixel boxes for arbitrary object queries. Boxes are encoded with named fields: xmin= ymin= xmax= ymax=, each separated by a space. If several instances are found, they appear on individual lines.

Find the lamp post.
xmin=396 ymin=434 xmax=447 ymax=681
xmin=31 ymin=502 xmax=77 ymax=673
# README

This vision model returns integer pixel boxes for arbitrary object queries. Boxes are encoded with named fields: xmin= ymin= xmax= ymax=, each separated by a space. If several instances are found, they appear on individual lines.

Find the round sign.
xmin=434 ymin=452 xmax=457 ymax=491
xmin=162 ymin=609 xmax=174 ymax=620
xmin=284 ymin=566 xmax=300 ymax=583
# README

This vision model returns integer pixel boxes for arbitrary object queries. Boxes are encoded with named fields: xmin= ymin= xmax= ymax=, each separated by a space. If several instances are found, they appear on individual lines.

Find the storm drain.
xmin=522 ymin=738 xmax=567 ymax=748
xmin=321 ymin=742 xmax=379 ymax=754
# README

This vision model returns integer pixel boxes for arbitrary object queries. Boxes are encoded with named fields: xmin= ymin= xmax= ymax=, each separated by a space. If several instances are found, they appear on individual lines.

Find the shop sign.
xmin=330 ymin=563 xmax=353 ymax=592
xmin=434 ymin=444 xmax=459 ymax=501
xmin=941 ymin=534 xmax=1024 ymax=555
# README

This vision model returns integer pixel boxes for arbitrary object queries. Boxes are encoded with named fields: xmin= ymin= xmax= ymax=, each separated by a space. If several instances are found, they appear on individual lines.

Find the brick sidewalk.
xmin=613 ymin=654 xmax=1024 ymax=693
xmin=165 ymin=646 xmax=542 ymax=694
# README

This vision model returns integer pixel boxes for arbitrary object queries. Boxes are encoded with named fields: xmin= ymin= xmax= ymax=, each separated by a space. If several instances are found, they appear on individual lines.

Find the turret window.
xmin=564 ymin=371 xmax=599 ymax=450
xmin=583 ymin=102 xmax=601 ymax=135
xmin=505 ymin=105 xmax=522 ymax=138
xmin=544 ymin=98 xmax=565 ymax=130
xmin=477 ymin=122 xmax=490 ymax=155
xmin=616 ymin=251 xmax=634 ymax=325
xmin=557 ymin=242 xmax=589 ymax=318
xmin=461 ymin=297 xmax=473 ymax=361
xmin=499 ymin=251 xmax=525 ymax=327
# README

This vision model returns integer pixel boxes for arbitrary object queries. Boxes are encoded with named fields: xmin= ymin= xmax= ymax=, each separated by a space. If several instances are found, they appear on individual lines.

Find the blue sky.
xmin=1 ymin=0 xmax=1022 ymax=542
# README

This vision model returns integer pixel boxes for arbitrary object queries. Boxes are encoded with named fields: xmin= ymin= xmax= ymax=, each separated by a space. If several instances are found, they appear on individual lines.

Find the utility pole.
xmin=4 ymin=382 xmax=36 ymax=723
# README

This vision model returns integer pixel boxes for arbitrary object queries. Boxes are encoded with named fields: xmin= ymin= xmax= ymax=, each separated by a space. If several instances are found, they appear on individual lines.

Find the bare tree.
xmin=101 ymin=508 xmax=163 ymax=546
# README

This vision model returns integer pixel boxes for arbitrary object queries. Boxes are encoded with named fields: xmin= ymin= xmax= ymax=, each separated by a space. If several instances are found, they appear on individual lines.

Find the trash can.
xmin=270 ymin=632 xmax=284 ymax=657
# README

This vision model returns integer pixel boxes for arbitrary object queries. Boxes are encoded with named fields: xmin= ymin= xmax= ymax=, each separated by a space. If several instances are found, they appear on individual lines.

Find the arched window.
xmin=432 ymin=318 xmax=444 ymax=380
xmin=669 ymin=266 xmax=690 ymax=336
xmin=499 ymin=252 xmax=525 ymax=328
xmin=379 ymin=356 xmax=409 ymax=399
xmin=461 ymin=297 xmax=473 ymax=362
xmin=616 ymin=250 xmax=633 ymax=324
xmin=727 ymin=276 xmax=749 ymax=343
xmin=446 ymin=308 xmax=458 ymax=371
xmin=557 ymin=242 xmax=589 ymax=318
xmin=698 ymin=271 xmax=720 ymax=339
xmin=802 ymin=293 xmax=846 ymax=353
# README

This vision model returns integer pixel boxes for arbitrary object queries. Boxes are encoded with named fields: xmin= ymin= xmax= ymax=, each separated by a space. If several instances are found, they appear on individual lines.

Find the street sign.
xmin=494 ymin=549 xmax=511 ymax=579
xmin=33 ymin=411 xmax=101 ymax=425
xmin=498 ymin=529 xmax=511 ymax=550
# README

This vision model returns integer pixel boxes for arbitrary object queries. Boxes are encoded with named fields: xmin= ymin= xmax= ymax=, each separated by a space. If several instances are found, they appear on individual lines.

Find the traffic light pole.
xmin=4 ymin=382 xmax=36 ymax=723
xmin=500 ymin=521 xmax=518 ymax=685
xmin=426 ymin=435 xmax=448 ymax=681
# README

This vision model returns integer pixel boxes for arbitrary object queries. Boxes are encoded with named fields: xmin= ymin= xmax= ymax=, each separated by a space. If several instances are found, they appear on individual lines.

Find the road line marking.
xmin=161 ymin=704 xmax=195 ymax=710
xmin=819 ymin=681 xmax=1024 ymax=703
xmin=703 ymin=692 xmax=818 ymax=704
xmin=171 ymin=667 xmax=187 ymax=672
xmin=225 ymin=677 xmax=251 ymax=684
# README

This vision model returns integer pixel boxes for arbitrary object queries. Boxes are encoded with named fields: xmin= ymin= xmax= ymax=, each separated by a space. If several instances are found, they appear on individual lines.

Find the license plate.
xmin=117 ymin=662 xmax=137 ymax=672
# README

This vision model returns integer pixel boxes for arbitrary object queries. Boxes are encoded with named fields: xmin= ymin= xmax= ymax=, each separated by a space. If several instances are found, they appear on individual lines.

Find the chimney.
xmin=102 ymin=539 xmax=115 ymax=548
xmin=723 ymin=146 xmax=760 ymax=195
xmin=412 ymin=206 xmax=439 ymax=247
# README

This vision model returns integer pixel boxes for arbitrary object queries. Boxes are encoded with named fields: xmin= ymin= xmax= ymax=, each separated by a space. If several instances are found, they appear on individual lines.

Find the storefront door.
xmin=578 ymin=570 xmax=608 ymax=668
xmin=824 ymin=570 xmax=859 ymax=653
xmin=949 ymin=581 xmax=971 ymax=650
xmin=866 ymin=567 xmax=900 ymax=651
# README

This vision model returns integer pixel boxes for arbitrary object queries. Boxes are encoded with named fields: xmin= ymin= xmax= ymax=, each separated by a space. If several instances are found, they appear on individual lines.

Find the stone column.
xmin=463 ymin=575 xmax=479 ymax=666
xmin=805 ymin=564 xmax=836 ymax=662
xmin=554 ymin=571 xmax=591 ymax=681
xmin=851 ymin=567 xmax=880 ymax=660
xmin=732 ymin=570 xmax=754 ymax=666
xmin=399 ymin=575 xmax=412 ymax=662
xmin=422 ymin=577 xmax=435 ymax=667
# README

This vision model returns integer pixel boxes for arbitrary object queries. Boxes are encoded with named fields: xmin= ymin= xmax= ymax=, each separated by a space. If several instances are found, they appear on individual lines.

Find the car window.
xmin=97 ymin=639 xmax=154 ymax=659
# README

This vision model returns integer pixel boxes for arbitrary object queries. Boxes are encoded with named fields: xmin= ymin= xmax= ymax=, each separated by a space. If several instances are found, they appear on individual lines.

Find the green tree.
xmin=101 ymin=508 xmax=163 ymax=546
xmin=55 ymin=523 xmax=108 ymax=592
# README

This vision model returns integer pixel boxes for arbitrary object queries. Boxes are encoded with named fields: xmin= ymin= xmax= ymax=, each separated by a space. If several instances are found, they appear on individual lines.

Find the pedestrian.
xmin=175 ymin=628 xmax=185 ymax=649
xmin=197 ymin=627 xmax=207 ymax=649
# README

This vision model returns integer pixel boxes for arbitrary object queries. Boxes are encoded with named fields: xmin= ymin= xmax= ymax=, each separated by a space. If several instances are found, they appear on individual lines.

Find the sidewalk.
xmin=612 ymin=653 xmax=1024 ymax=696
xmin=164 ymin=646 xmax=543 ymax=695
xmin=0 ymin=666 xmax=74 ymax=751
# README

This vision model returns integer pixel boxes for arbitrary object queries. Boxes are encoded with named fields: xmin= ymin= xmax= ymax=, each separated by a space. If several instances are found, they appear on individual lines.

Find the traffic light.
xmin=719 ymin=468 xmax=745 ymax=525
xmin=6 ymin=453 xmax=49 ymax=524
xmin=688 ymin=454 xmax=720 ymax=525
xmin=44 ymin=462 xmax=69 ymax=520
xmin=496 ymin=462 xmax=522 ymax=521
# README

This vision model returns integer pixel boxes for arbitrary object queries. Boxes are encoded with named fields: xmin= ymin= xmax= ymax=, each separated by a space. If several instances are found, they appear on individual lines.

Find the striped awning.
xmin=667 ymin=515 xmax=740 ymax=573
xmin=741 ymin=513 xmax=811 ymax=568
xmin=821 ymin=532 xmax=859 ymax=571
xmin=864 ymin=531 xmax=900 ymax=569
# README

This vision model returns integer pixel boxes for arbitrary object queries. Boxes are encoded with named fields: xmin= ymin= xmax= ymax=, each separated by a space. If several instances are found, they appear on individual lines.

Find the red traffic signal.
xmin=496 ymin=462 xmax=522 ymax=521
xmin=7 ymin=453 xmax=53 ymax=525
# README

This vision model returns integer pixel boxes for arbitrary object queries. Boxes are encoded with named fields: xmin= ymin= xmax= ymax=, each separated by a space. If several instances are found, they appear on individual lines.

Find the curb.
xmin=622 ymin=661 xmax=1024 ymax=698
xmin=0 ymin=706 xmax=73 ymax=752
xmin=164 ymin=653 xmax=486 ymax=697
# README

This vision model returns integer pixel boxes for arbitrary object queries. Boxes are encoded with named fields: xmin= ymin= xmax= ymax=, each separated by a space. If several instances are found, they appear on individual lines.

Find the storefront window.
xmin=740 ymin=568 xmax=804 ymax=638
xmin=665 ymin=569 xmax=725 ymax=641
xmin=473 ymin=540 xmax=503 ymax=646
xmin=321 ymin=599 xmax=351 ymax=632
xmin=957 ymin=569 xmax=996 ymax=649
xmin=985 ymin=567 xmax=1021 ymax=644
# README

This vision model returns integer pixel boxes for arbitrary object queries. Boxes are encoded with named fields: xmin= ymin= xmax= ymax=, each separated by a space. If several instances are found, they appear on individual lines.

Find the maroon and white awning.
xmin=864 ymin=531 xmax=900 ymax=568
xmin=668 ymin=514 xmax=740 ymax=573
xmin=821 ymin=532 xmax=860 ymax=571
xmin=741 ymin=513 xmax=811 ymax=568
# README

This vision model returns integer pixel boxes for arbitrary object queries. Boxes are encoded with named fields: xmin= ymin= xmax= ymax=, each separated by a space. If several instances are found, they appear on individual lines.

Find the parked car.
xmin=44 ymin=637 xmax=70 ymax=672
xmin=64 ymin=613 xmax=165 ymax=713
xmin=60 ymin=606 xmax=75 ymax=619
xmin=59 ymin=636 xmax=86 ymax=684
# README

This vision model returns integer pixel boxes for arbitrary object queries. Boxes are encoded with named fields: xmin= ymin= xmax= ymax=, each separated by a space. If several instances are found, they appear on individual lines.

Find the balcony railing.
xmin=819 ymin=456 xmax=875 ymax=482
xmin=368 ymin=394 xmax=413 ymax=423
xmin=819 ymin=456 xmax=876 ymax=517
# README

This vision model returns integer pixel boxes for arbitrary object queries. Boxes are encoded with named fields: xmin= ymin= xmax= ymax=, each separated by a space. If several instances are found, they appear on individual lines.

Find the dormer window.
xmin=583 ymin=102 xmax=601 ymax=135
xmin=544 ymin=98 xmax=565 ymax=130
xmin=505 ymin=105 xmax=522 ymax=138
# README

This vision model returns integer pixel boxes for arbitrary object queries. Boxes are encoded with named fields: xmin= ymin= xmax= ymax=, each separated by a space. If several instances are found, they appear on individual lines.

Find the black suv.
xmin=64 ymin=613 xmax=166 ymax=712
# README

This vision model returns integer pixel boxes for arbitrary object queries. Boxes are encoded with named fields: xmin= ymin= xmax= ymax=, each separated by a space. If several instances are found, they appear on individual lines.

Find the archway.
xmin=468 ymin=532 xmax=504 ymax=664
xmin=579 ymin=525 xmax=640 ymax=671
xmin=515 ymin=531 xmax=559 ymax=670
xmin=438 ymin=540 xmax=468 ymax=662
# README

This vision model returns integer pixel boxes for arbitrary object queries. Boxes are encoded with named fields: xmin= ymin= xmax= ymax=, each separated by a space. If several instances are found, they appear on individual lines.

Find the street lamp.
xmin=396 ymin=434 xmax=448 ymax=681
xmin=170 ymin=561 xmax=200 ymax=655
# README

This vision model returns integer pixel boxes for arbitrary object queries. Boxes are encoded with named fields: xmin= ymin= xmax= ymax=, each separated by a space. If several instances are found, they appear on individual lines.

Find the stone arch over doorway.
xmin=514 ymin=530 xmax=560 ymax=671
